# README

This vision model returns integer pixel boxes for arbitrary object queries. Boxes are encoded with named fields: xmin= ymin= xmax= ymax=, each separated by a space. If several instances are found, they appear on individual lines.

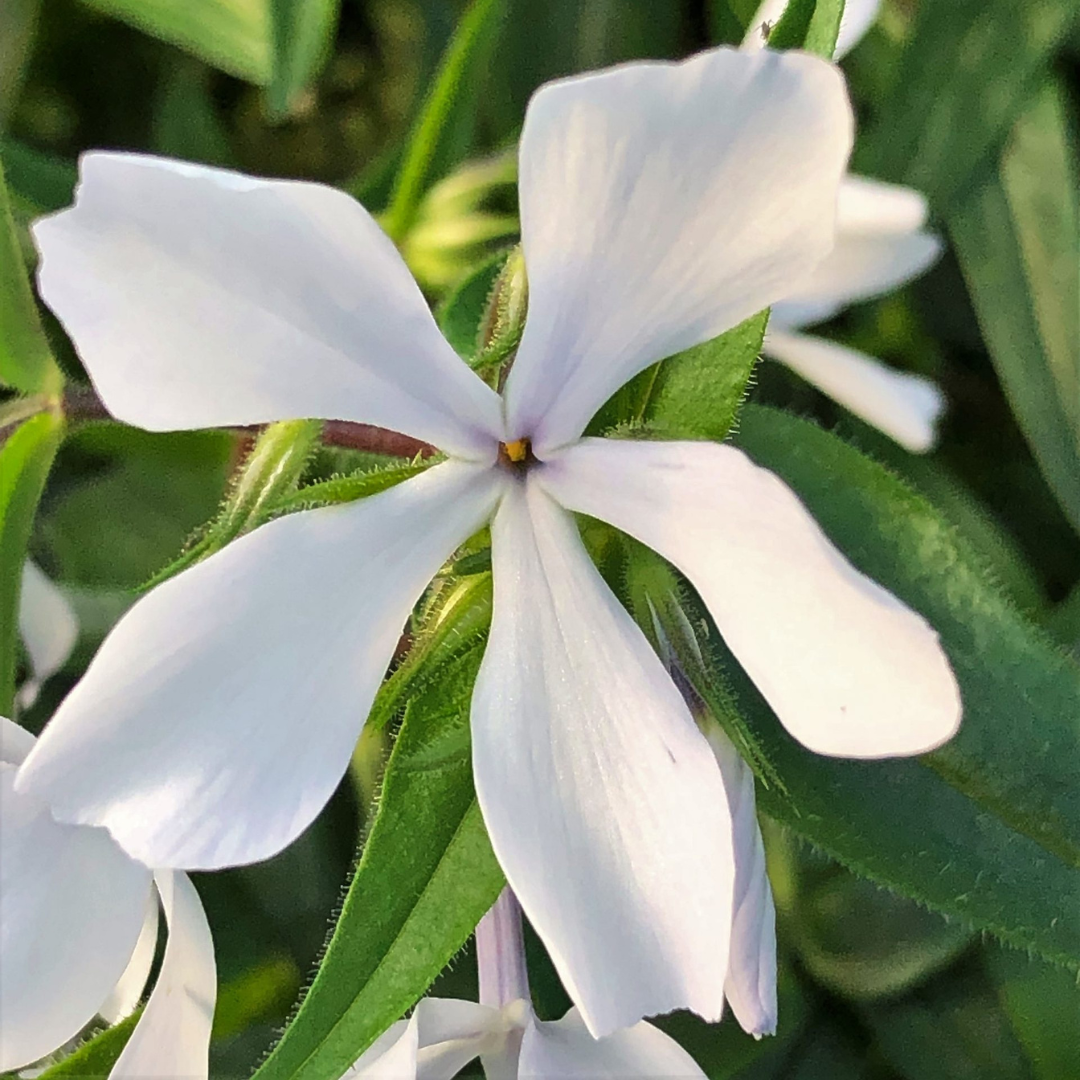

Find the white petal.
xmin=743 ymin=0 xmax=881 ymax=59
xmin=33 ymin=153 xmax=502 ymax=460
xmin=705 ymin=726 xmax=777 ymax=1038
xmin=0 ymin=715 xmax=36 ymax=766
xmin=345 ymin=1019 xmax=418 ymax=1079
xmin=98 ymin=891 xmax=160 ymax=1024
xmin=109 ymin=871 xmax=216 ymax=1080
xmin=540 ymin=439 xmax=962 ymax=758
xmin=503 ymin=47 xmax=853 ymax=454
xmin=18 ymin=561 xmax=79 ymax=707
xmin=472 ymin=479 xmax=734 ymax=1037
xmin=345 ymin=1000 xmax=504 ymax=1080
xmin=519 ymin=1009 xmax=707 ymax=1078
xmin=769 ymin=231 xmax=941 ymax=330
xmin=763 ymin=330 xmax=945 ymax=452
xmin=415 ymin=998 xmax=505 ymax=1080
xmin=0 ymin=762 xmax=151 ymax=1071
xmin=17 ymin=461 xmax=503 ymax=870
xmin=836 ymin=175 xmax=930 ymax=235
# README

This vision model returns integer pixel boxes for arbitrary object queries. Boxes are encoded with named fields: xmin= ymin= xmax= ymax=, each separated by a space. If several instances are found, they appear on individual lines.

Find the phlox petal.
xmin=763 ymin=330 xmax=945 ymax=452
xmin=17 ymin=462 xmax=503 ymax=870
xmin=706 ymin=727 xmax=777 ymax=1038
xmin=518 ymin=1008 xmax=706 ymax=1078
xmin=540 ymin=439 xmax=962 ymax=758
xmin=109 ymin=871 xmax=215 ymax=1080
xmin=472 ymin=480 xmax=734 ymax=1037
xmin=0 ymin=721 xmax=152 ymax=1071
xmin=504 ymin=46 xmax=852 ymax=453
xmin=33 ymin=154 xmax=502 ymax=460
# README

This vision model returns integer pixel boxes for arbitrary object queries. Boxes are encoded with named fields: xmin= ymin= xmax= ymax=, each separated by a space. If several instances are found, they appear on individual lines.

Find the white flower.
xmin=19 ymin=46 xmax=960 ymax=1038
xmin=746 ymin=0 xmax=945 ymax=453
xmin=17 ymin=561 xmax=78 ymax=710
xmin=764 ymin=176 xmax=945 ymax=452
xmin=347 ymin=891 xmax=708 ymax=1079
xmin=745 ymin=0 xmax=882 ymax=60
xmin=0 ymin=717 xmax=215 ymax=1075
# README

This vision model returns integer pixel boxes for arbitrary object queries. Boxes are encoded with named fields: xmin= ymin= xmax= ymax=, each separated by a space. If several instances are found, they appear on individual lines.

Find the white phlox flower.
xmin=763 ymin=175 xmax=945 ymax=453
xmin=346 ymin=890 xmax=708 ymax=1079
xmin=0 ymin=717 xmax=216 ymax=1075
xmin=20 ymin=46 xmax=961 ymax=1038
xmin=17 ymin=561 xmax=79 ymax=710
xmin=747 ymin=0 xmax=945 ymax=453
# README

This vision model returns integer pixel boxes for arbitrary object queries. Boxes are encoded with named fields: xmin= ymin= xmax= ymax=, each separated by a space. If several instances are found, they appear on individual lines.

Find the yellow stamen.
xmin=504 ymin=439 xmax=529 ymax=463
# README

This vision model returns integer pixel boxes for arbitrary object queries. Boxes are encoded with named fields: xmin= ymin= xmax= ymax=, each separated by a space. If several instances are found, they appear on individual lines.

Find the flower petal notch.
xmin=541 ymin=439 xmax=962 ymax=758
xmin=504 ymin=45 xmax=853 ymax=453
xmin=32 ymin=154 xmax=503 ymax=459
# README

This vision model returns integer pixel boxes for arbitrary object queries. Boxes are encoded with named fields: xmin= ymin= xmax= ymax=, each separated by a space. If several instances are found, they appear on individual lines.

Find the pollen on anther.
xmin=502 ymin=439 xmax=529 ymax=463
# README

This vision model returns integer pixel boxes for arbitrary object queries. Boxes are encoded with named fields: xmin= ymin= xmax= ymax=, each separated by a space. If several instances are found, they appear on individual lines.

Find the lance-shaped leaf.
xmin=382 ymin=0 xmax=505 ymax=243
xmin=766 ymin=0 xmax=846 ymax=59
xmin=0 ymin=156 xmax=61 ymax=395
xmin=265 ymin=0 xmax=341 ymax=121
xmin=251 ymin=641 xmax=504 ymax=1080
xmin=80 ymin=0 xmax=273 ymax=85
xmin=860 ymin=0 xmax=1079 ymax=211
xmin=0 ymin=412 xmax=62 ymax=713
xmin=950 ymin=79 xmax=1080 ymax=535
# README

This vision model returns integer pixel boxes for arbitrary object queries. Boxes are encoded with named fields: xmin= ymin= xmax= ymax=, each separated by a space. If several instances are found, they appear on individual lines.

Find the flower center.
xmin=498 ymin=438 xmax=532 ymax=467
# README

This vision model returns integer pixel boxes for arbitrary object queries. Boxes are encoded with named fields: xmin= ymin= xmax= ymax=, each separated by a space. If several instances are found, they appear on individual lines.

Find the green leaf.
xmin=265 ymin=0 xmax=341 ymax=121
xmin=0 ymin=0 xmax=39 ymax=129
xmin=34 ymin=1011 xmax=141 ymax=1079
xmin=988 ymin=947 xmax=1080 ymax=1080
xmin=949 ymin=79 xmax=1080 ymax=535
xmin=863 ymin=960 xmax=1036 ymax=1080
xmin=0 ymin=411 xmax=62 ymax=713
xmin=720 ymin=406 xmax=1080 ymax=966
xmin=766 ymin=0 xmax=845 ymax=58
xmin=0 ymin=155 xmax=62 ymax=395
xmin=0 ymin=140 xmax=77 ymax=215
xmin=382 ymin=0 xmax=505 ymax=243
xmin=38 ymin=425 xmax=233 ymax=591
xmin=79 ymin=0 xmax=274 ymax=85
xmin=588 ymin=310 xmax=767 ymax=440
xmin=860 ymin=0 xmax=1079 ymax=211
xmin=252 ymin=643 xmax=503 ymax=1080
xmin=275 ymin=458 xmax=431 ymax=513
xmin=781 ymin=857 xmax=973 ymax=1001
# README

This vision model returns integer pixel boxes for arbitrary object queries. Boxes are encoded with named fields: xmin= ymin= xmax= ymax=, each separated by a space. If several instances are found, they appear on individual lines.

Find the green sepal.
xmin=143 ymin=419 xmax=321 ymax=589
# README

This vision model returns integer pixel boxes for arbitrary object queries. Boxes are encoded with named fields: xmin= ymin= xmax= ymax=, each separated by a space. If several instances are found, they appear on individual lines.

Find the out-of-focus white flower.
xmin=347 ymin=891 xmax=707 ymax=1079
xmin=745 ymin=1 xmax=945 ymax=452
xmin=0 ymin=716 xmax=215 ymax=1076
xmin=22 ymin=45 xmax=959 ymax=1039
xmin=765 ymin=176 xmax=945 ymax=452
xmin=17 ymin=562 xmax=78 ymax=709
